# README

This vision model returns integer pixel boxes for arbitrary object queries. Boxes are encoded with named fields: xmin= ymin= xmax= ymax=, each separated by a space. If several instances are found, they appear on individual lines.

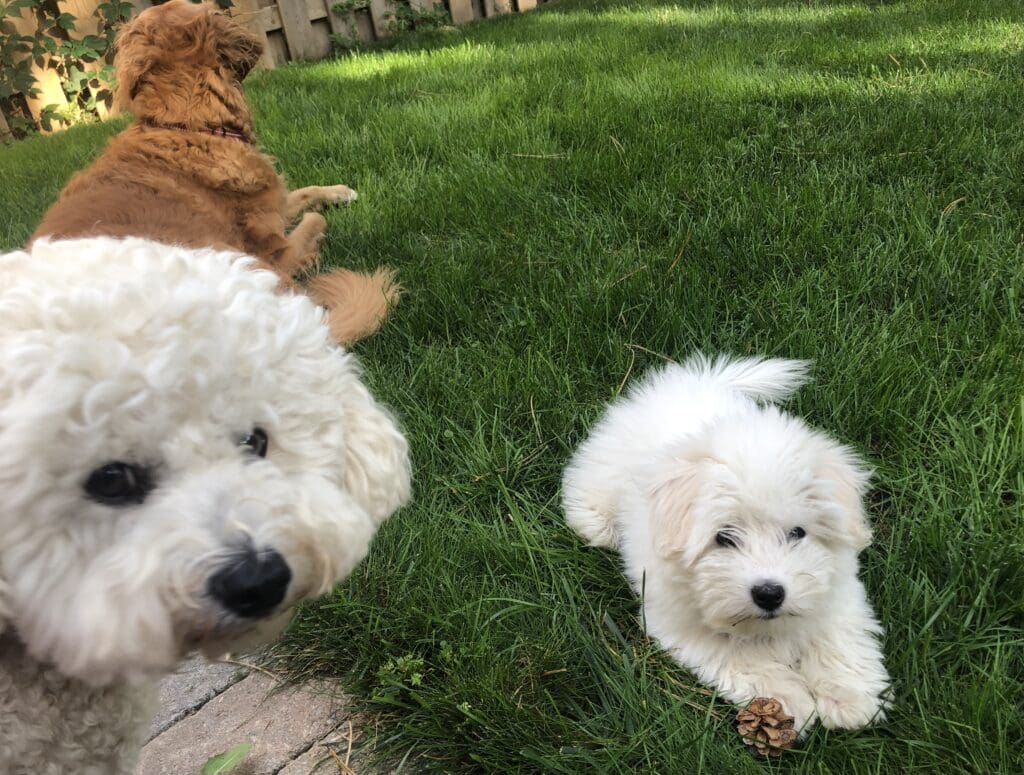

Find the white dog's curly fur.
xmin=562 ymin=354 xmax=889 ymax=735
xmin=0 ymin=237 xmax=411 ymax=773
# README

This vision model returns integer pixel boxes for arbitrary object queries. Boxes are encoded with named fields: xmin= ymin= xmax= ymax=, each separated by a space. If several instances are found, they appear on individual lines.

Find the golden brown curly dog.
xmin=33 ymin=0 xmax=397 ymax=345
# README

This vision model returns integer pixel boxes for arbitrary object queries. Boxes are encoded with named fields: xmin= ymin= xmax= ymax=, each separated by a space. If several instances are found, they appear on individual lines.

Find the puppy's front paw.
xmin=814 ymin=684 xmax=887 ymax=729
xmin=323 ymin=184 xmax=358 ymax=207
xmin=772 ymin=689 xmax=818 ymax=737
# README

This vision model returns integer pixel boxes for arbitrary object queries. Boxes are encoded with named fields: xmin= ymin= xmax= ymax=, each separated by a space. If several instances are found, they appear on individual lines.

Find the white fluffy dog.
xmin=562 ymin=354 xmax=889 ymax=735
xmin=0 ymin=237 xmax=411 ymax=773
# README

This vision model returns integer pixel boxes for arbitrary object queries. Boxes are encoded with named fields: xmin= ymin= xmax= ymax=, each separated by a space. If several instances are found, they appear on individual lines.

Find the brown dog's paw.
xmin=323 ymin=185 xmax=358 ymax=207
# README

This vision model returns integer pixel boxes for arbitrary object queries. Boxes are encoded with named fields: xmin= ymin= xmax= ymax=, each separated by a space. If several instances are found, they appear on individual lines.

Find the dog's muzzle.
xmin=207 ymin=548 xmax=291 ymax=619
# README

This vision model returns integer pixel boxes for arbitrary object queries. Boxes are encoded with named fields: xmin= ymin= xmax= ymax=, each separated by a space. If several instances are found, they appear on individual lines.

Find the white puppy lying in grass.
xmin=562 ymin=354 xmax=889 ymax=735
xmin=0 ymin=237 xmax=411 ymax=774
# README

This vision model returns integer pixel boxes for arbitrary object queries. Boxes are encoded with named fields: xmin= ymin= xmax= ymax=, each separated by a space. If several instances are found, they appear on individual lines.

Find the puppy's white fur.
xmin=0 ymin=237 xmax=411 ymax=773
xmin=563 ymin=354 xmax=889 ymax=733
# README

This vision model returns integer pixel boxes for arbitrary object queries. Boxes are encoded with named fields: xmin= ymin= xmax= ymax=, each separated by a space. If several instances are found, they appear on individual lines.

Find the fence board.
xmin=233 ymin=0 xmax=277 ymax=69
xmin=277 ymin=0 xmax=321 ymax=59
xmin=306 ymin=0 xmax=331 ymax=22
xmin=483 ymin=0 xmax=513 ymax=16
xmin=266 ymin=30 xmax=291 ymax=65
xmin=448 ymin=0 xmax=474 ymax=24
xmin=367 ymin=0 xmax=394 ymax=38
xmin=325 ymin=4 xmax=349 ymax=34
xmin=353 ymin=10 xmax=375 ymax=42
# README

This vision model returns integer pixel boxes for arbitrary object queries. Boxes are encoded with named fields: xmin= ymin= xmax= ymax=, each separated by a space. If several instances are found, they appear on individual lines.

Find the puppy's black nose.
xmin=208 ymin=549 xmax=291 ymax=619
xmin=751 ymin=582 xmax=785 ymax=612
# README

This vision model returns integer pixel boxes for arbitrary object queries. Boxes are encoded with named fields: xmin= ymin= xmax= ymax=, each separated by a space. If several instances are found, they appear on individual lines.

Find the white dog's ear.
xmin=341 ymin=377 xmax=412 ymax=526
xmin=645 ymin=446 xmax=708 ymax=566
xmin=814 ymin=439 xmax=873 ymax=552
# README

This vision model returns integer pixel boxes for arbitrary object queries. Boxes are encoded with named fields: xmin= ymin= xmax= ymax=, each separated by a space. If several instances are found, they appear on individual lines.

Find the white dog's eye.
xmin=788 ymin=526 xmax=806 ymax=540
xmin=84 ymin=462 xmax=154 ymax=506
xmin=238 ymin=427 xmax=269 ymax=458
xmin=715 ymin=530 xmax=738 ymax=548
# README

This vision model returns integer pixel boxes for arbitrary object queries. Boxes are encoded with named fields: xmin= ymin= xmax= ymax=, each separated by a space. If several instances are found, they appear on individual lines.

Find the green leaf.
xmin=200 ymin=744 xmax=251 ymax=775
xmin=56 ymin=12 xmax=76 ymax=31
xmin=12 ymin=69 xmax=35 ymax=93
xmin=82 ymin=34 xmax=107 ymax=54
xmin=97 ymin=1 xmax=133 ymax=23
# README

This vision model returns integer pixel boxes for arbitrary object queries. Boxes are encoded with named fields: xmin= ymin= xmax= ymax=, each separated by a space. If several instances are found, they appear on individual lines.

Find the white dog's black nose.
xmin=751 ymin=582 xmax=785 ymax=612
xmin=208 ymin=549 xmax=291 ymax=618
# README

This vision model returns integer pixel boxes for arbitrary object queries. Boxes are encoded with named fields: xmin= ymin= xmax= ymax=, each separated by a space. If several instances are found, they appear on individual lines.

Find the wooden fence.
xmin=234 ymin=0 xmax=545 ymax=66
xmin=1 ymin=0 xmax=545 ymax=136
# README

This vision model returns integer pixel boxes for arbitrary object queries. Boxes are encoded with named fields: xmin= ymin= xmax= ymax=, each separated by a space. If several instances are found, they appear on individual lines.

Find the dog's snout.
xmin=750 ymin=582 xmax=785 ymax=612
xmin=208 ymin=549 xmax=291 ymax=619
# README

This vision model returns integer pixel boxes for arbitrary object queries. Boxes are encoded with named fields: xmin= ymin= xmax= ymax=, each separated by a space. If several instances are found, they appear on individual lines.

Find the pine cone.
xmin=736 ymin=697 xmax=798 ymax=757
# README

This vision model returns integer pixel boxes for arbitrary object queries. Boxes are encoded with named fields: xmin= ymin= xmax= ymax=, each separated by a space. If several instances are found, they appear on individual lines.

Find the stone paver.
xmin=277 ymin=729 xmax=347 ymax=775
xmin=135 ymin=672 xmax=353 ymax=775
xmin=277 ymin=718 xmax=386 ymax=775
xmin=149 ymin=656 xmax=247 ymax=738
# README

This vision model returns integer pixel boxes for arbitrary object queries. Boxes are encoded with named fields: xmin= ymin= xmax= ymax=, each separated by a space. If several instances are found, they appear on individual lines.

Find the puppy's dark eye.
xmin=238 ymin=427 xmax=268 ymax=458
xmin=84 ymin=462 xmax=153 ymax=506
xmin=789 ymin=526 xmax=806 ymax=540
xmin=715 ymin=531 xmax=738 ymax=548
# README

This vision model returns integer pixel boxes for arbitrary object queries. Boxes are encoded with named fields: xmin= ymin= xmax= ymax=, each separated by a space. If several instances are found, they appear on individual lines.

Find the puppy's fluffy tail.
xmin=308 ymin=267 xmax=400 ymax=346
xmin=683 ymin=353 xmax=810 ymax=404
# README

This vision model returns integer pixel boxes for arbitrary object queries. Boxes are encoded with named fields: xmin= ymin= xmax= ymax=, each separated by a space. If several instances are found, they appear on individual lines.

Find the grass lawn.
xmin=2 ymin=0 xmax=1023 ymax=771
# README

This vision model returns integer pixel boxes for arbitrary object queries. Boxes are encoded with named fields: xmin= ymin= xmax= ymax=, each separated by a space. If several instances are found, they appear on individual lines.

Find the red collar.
xmin=146 ymin=122 xmax=252 ymax=143
xmin=205 ymin=126 xmax=250 ymax=142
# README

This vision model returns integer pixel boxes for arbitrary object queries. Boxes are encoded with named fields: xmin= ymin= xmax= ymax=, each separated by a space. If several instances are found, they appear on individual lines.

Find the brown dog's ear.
xmin=114 ymin=20 xmax=157 ymax=105
xmin=114 ymin=4 xmax=210 ymax=105
xmin=215 ymin=12 xmax=265 ymax=80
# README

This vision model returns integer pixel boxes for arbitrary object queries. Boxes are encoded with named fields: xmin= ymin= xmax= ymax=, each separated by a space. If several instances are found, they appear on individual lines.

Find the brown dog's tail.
xmin=308 ymin=268 xmax=400 ymax=346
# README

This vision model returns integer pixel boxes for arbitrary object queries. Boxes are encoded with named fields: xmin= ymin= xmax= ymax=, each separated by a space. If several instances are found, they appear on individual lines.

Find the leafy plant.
xmin=329 ymin=0 xmax=450 ymax=56
xmin=329 ymin=0 xmax=371 ymax=54
xmin=385 ymin=0 xmax=449 ymax=34
xmin=0 ymin=0 xmax=40 ymax=138
xmin=372 ymin=653 xmax=426 ymax=705
xmin=200 ymin=743 xmax=251 ymax=775
xmin=1 ymin=0 xmax=133 ymax=138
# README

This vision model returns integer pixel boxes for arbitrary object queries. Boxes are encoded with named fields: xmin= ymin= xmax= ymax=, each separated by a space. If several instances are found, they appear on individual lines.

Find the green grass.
xmin=3 ymin=0 xmax=1023 ymax=772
